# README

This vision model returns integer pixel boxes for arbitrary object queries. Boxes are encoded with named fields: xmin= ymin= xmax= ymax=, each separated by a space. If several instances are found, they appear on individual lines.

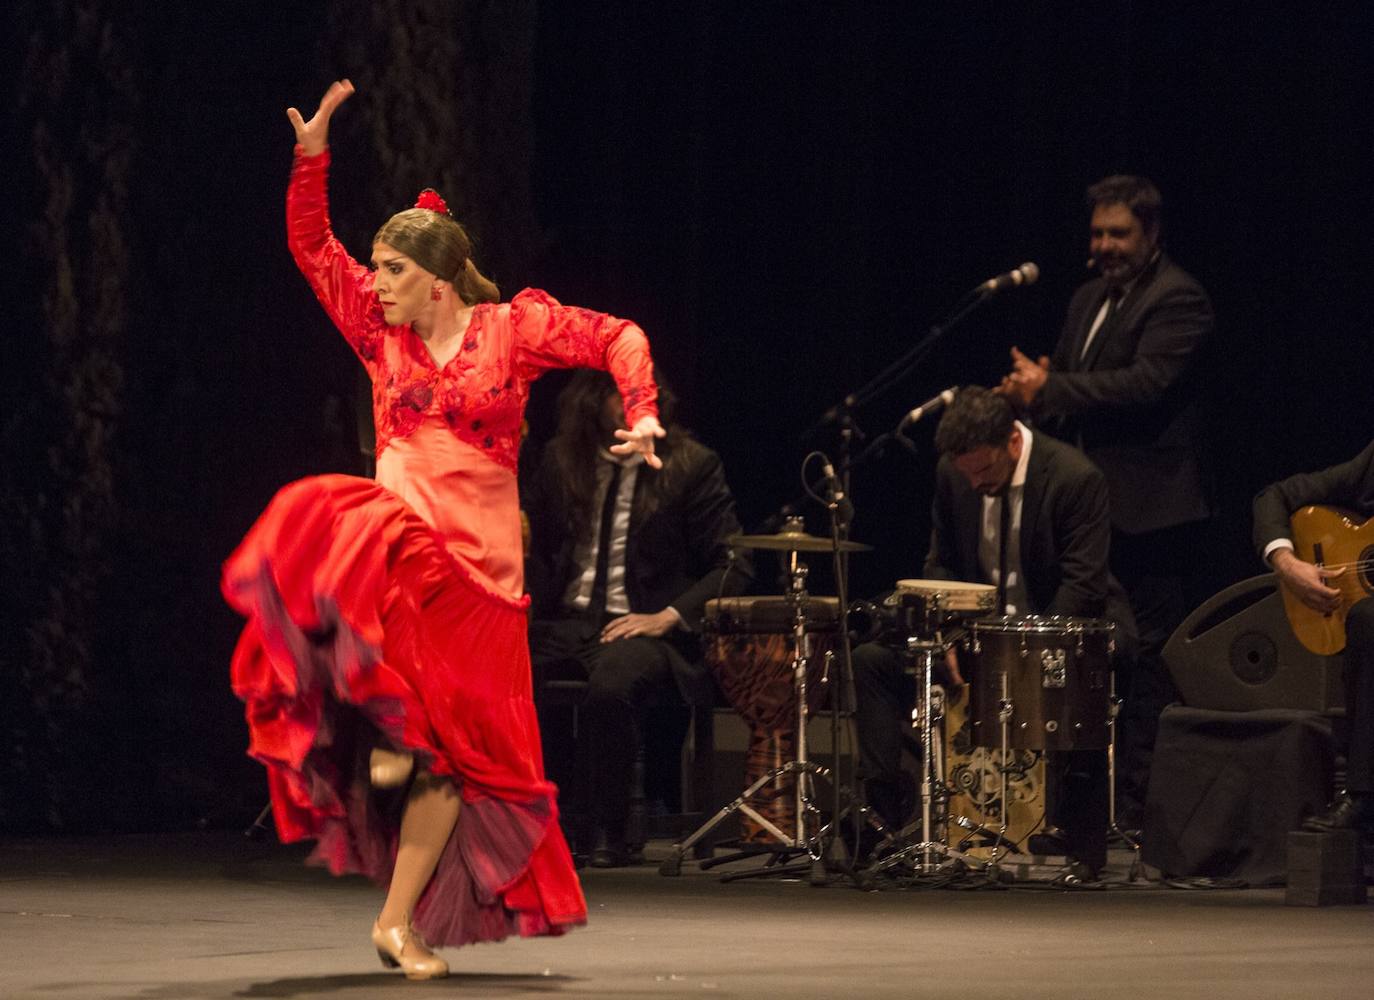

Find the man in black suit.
xmin=852 ymin=387 xmax=1135 ymax=874
xmin=998 ymin=175 xmax=1214 ymax=826
xmin=524 ymin=370 xmax=752 ymax=866
xmin=1253 ymin=441 xmax=1374 ymax=836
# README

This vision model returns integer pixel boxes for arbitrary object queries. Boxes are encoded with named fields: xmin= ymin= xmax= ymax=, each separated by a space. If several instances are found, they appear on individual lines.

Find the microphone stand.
xmin=802 ymin=286 xmax=998 ymax=441
xmin=768 ymin=412 xmax=925 ymax=884
xmin=788 ymin=283 xmax=1003 ymax=879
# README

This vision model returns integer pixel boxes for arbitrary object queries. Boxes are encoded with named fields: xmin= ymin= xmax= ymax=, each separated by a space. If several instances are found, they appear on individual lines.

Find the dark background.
xmin=5 ymin=0 xmax=1372 ymax=832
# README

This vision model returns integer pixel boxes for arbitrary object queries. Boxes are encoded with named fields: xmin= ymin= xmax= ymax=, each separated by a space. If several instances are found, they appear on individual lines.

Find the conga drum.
xmin=704 ymin=596 xmax=838 ymax=842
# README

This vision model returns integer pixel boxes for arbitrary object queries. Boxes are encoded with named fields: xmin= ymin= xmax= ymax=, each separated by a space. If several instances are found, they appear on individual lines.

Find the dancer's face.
xmin=371 ymin=241 xmax=434 ymax=326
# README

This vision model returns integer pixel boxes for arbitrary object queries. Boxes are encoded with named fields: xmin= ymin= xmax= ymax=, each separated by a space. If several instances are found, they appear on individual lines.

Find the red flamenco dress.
xmin=221 ymin=146 xmax=658 ymax=948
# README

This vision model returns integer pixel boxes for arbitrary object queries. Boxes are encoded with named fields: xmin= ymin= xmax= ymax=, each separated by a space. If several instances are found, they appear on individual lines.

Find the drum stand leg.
xmin=1107 ymin=676 xmax=1143 ymax=880
xmin=866 ymin=641 xmax=987 ymax=878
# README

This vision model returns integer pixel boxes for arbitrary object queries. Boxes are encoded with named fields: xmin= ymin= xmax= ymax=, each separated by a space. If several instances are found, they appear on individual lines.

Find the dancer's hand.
xmin=286 ymin=79 xmax=355 ymax=156
xmin=610 ymin=415 xmax=666 ymax=469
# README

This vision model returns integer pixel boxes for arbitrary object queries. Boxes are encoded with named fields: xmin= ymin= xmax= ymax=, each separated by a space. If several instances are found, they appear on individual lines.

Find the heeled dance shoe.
xmin=371 ymin=920 xmax=449 ymax=980
xmin=369 ymin=747 xmax=415 ymax=789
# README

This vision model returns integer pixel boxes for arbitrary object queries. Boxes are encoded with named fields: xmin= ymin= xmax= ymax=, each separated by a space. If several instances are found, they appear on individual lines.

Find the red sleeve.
xmin=510 ymin=288 xmax=659 ymax=425
xmin=285 ymin=146 xmax=384 ymax=369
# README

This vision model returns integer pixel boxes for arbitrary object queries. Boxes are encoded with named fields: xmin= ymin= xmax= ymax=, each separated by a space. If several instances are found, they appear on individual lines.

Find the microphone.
xmin=978 ymin=262 xmax=1040 ymax=295
xmin=899 ymin=387 xmax=957 ymax=427
xmin=818 ymin=457 xmax=854 ymax=526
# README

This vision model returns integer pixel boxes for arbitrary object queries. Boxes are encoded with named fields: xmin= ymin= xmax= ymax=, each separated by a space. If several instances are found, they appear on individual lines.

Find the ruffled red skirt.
xmin=221 ymin=474 xmax=585 ymax=947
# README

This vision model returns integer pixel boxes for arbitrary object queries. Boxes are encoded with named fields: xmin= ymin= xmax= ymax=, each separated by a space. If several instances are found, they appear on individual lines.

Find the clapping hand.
xmin=995 ymin=346 xmax=1050 ymax=409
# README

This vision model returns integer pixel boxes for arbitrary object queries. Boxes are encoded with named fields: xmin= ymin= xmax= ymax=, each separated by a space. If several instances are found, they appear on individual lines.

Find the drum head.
xmin=896 ymin=579 xmax=997 ymax=612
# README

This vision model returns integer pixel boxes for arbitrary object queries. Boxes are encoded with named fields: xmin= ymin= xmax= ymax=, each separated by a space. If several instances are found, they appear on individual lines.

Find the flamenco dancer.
xmin=221 ymin=80 xmax=664 ymax=979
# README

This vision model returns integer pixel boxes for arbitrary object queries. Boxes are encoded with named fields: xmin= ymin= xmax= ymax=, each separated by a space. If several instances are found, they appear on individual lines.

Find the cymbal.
xmin=728 ymin=530 xmax=873 ymax=553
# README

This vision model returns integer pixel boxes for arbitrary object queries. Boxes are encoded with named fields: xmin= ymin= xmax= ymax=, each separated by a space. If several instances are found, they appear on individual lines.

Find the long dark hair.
xmin=547 ymin=368 xmax=679 ymax=543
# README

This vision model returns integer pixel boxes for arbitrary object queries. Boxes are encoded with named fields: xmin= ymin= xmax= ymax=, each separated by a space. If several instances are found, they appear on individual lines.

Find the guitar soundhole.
xmin=1361 ymin=546 xmax=1374 ymax=596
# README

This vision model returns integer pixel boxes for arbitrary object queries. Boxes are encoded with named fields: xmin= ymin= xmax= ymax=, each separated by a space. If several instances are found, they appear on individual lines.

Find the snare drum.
xmin=893 ymin=579 xmax=998 ymax=635
xmin=704 ymin=596 xmax=837 ymax=841
xmin=966 ymin=615 xmax=1114 ymax=751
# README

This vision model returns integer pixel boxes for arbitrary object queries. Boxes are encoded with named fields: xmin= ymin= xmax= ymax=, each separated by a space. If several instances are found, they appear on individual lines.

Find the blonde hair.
xmin=373 ymin=208 xmax=500 ymax=304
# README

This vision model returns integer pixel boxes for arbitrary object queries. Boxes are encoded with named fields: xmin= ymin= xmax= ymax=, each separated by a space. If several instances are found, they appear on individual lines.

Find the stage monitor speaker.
xmin=1162 ymin=574 xmax=1344 ymax=713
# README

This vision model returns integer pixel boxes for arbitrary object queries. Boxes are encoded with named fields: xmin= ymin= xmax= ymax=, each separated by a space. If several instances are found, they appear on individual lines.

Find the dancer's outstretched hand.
xmin=286 ymin=79 xmax=355 ymax=156
xmin=610 ymin=415 xmax=667 ymax=469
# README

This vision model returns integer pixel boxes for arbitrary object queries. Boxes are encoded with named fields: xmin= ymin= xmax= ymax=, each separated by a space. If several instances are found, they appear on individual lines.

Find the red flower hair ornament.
xmin=414 ymin=189 xmax=451 ymax=216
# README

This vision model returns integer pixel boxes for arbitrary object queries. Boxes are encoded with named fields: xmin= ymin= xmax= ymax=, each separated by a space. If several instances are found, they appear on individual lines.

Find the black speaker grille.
xmin=1229 ymin=630 xmax=1278 ymax=686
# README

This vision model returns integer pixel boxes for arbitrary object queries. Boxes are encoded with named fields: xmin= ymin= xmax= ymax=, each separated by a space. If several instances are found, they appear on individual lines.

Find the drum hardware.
xmin=1106 ymin=677 xmax=1143 ymax=879
xmin=661 ymin=519 xmax=872 ymax=883
xmin=866 ymin=635 xmax=1000 ymax=878
xmin=858 ymin=580 xmax=1007 ymax=879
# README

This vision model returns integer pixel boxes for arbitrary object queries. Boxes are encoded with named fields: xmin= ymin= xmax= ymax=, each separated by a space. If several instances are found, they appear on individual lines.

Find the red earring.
xmin=431 ymin=286 xmax=442 ymax=301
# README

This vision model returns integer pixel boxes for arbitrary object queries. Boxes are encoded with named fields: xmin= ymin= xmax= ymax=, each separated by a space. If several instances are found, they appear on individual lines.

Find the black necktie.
xmin=1103 ymin=285 xmax=1123 ymax=325
xmin=588 ymin=462 xmax=623 ymax=618
xmin=996 ymin=491 xmax=1011 ymax=615
xmin=1080 ymin=287 xmax=1122 ymax=364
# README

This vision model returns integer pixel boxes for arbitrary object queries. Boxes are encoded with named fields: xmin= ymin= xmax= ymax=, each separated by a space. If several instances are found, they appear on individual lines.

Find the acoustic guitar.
xmin=1282 ymin=505 xmax=1374 ymax=655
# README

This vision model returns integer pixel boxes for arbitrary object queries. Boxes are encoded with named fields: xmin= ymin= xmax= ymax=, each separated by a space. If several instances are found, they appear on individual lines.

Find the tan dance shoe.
xmin=369 ymin=746 xmax=415 ymax=789
xmin=371 ymin=920 xmax=449 ymax=980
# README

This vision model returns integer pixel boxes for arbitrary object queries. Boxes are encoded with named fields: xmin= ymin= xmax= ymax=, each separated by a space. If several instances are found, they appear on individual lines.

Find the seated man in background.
xmin=524 ymin=369 xmax=752 ymax=866
xmin=1253 ymin=439 xmax=1374 ymax=837
xmin=852 ymin=386 xmax=1136 ymax=875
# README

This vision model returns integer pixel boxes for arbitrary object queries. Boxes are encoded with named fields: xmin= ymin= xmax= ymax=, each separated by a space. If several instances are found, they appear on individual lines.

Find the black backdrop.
xmin=5 ymin=0 xmax=1372 ymax=831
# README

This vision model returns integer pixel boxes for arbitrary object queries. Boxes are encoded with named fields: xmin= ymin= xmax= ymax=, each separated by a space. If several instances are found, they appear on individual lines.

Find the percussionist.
xmin=852 ymin=386 xmax=1136 ymax=876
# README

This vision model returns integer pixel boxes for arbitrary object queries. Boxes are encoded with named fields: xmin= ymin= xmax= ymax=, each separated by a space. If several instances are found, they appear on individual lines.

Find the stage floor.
xmin=1 ymin=832 xmax=1370 ymax=999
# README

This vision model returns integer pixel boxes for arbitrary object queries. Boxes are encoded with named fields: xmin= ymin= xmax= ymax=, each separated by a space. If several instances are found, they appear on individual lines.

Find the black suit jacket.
xmin=1037 ymin=252 xmax=1214 ymax=536
xmin=525 ymin=431 xmax=753 ymax=631
xmin=1253 ymin=439 xmax=1374 ymax=557
xmin=925 ymin=433 xmax=1135 ymax=642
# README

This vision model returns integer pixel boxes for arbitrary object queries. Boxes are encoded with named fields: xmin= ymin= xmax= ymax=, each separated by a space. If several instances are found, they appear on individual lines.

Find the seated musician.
xmin=524 ymin=369 xmax=753 ymax=866
xmin=1253 ymin=440 xmax=1374 ymax=837
xmin=852 ymin=386 xmax=1136 ymax=875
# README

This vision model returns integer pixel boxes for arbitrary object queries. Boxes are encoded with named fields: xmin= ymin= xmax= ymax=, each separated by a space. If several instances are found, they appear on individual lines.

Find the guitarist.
xmin=1253 ymin=440 xmax=1374 ymax=836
